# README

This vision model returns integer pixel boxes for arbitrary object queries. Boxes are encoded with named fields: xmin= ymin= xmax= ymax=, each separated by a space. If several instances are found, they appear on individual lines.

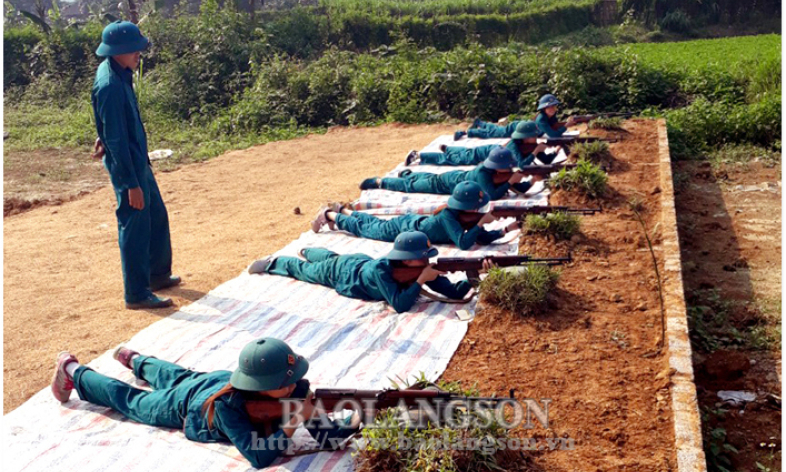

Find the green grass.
xmin=549 ymin=159 xmax=608 ymax=198
xmin=588 ymin=117 xmax=624 ymax=130
xmin=615 ymin=34 xmax=781 ymax=73
xmin=319 ymin=0 xmax=597 ymax=17
xmin=524 ymin=212 xmax=581 ymax=240
xmin=687 ymin=289 xmax=781 ymax=353
xmin=479 ymin=264 xmax=559 ymax=316
xmin=570 ymin=141 xmax=611 ymax=163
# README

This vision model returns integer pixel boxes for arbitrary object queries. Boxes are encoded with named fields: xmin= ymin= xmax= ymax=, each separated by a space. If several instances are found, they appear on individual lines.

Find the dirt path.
xmin=675 ymin=160 xmax=782 ymax=471
xmin=3 ymin=123 xmax=456 ymax=412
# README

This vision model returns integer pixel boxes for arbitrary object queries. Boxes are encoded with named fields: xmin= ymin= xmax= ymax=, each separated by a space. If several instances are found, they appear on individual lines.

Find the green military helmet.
xmin=482 ymin=147 xmax=516 ymax=171
xmin=537 ymin=93 xmax=561 ymax=111
xmin=510 ymin=120 xmax=539 ymax=140
xmin=448 ymin=181 xmax=490 ymax=211
xmin=96 ymin=20 xmax=150 ymax=57
xmin=386 ymin=231 xmax=438 ymax=261
xmin=230 ymin=338 xmax=309 ymax=392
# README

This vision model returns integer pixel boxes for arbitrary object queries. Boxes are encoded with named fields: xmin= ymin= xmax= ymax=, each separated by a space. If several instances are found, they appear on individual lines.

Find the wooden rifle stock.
xmin=244 ymin=388 xmax=516 ymax=424
xmin=460 ymin=206 xmax=602 ymax=226
xmin=433 ymin=254 xmax=572 ymax=274
xmin=537 ymin=136 xmax=617 ymax=145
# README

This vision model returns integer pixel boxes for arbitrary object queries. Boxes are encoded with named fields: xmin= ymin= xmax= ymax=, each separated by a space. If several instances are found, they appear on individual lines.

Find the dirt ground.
xmin=3 ymin=147 xmax=107 ymax=216
xmin=3 ymin=122 xmax=457 ymax=412
xmin=675 ymin=160 xmax=782 ymax=472
xmin=441 ymin=120 xmax=676 ymax=471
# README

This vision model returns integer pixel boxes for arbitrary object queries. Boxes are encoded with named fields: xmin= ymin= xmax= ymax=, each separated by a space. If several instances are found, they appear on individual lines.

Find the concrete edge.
xmin=656 ymin=118 xmax=707 ymax=472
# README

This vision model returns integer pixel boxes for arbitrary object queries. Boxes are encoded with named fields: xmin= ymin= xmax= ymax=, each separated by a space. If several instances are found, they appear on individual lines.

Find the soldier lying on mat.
xmin=248 ymin=231 xmax=494 ymax=313
xmin=311 ymin=181 xmax=519 ymax=250
xmin=360 ymin=147 xmax=544 ymax=199
xmin=403 ymin=121 xmax=557 ymax=167
xmin=51 ymin=338 xmax=360 ymax=469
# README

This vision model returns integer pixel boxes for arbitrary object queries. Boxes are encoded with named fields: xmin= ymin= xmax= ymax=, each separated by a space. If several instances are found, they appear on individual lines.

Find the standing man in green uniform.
xmin=91 ymin=21 xmax=180 ymax=309
xmin=248 ymin=231 xmax=474 ymax=313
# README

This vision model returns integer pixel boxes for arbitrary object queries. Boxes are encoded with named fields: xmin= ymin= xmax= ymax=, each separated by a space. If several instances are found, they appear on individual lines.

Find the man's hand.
xmin=416 ymin=264 xmax=445 ymax=285
xmin=566 ymin=116 xmax=577 ymax=127
xmin=478 ymin=212 xmax=498 ymax=226
xmin=91 ymin=138 xmax=105 ymax=160
xmin=128 ymin=187 xmax=145 ymax=210
xmin=282 ymin=391 xmax=317 ymax=437
xmin=481 ymin=257 xmax=497 ymax=272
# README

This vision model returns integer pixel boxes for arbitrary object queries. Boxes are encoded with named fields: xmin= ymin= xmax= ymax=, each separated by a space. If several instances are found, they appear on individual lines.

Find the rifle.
xmin=571 ymin=112 xmax=636 ymax=124
xmin=517 ymin=163 xmax=577 ymax=176
xmin=244 ymin=384 xmax=517 ymax=426
xmin=458 ymin=205 xmax=600 ymax=228
xmin=534 ymin=135 xmax=617 ymax=145
xmin=392 ymin=254 xmax=571 ymax=287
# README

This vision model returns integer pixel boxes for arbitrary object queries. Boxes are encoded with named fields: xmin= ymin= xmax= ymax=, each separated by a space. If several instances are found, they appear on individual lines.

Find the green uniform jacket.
xmin=91 ymin=58 xmax=150 ymax=191
xmin=183 ymin=371 xmax=291 ymax=468
xmin=445 ymin=166 xmax=511 ymax=200
xmin=535 ymin=112 xmax=567 ymax=138
xmin=406 ymin=209 xmax=504 ymax=250
xmin=353 ymin=258 xmax=472 ymax=313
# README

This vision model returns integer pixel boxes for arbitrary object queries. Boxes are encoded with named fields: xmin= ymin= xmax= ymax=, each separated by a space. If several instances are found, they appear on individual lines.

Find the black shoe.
xmin=404 ymin=150 xmax=418 ymax=166
xmin=359 ymin=177 xmax=380 ymax=190
xmin=126 ymin=295 xmax=174 ymax=310
xmin=150 ymin=275 xmax=181 ymax=291
xmin=398 ymin=169 xmax=413 ymax=178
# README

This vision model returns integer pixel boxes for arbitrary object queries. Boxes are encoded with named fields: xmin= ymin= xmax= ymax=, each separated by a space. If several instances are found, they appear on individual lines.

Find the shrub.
xmin=355 ymin=377 xmax=538 ymax=472
xmin=666 ymin=93 xmax=782 ymax=159
xmin=659 ymin=9 xmax=692 ymax=34
xmin=525 ymin=212 xmax=581 ymax=240
xmin=550 ymin=159 xmax=608 ymax=198
xmin=479 ymin=264 xmax=559 ymax=315
xmin=589 ymin=117 xmax=624 ymax=130
xmin=571 ymin=141 xmax=611 ymax=163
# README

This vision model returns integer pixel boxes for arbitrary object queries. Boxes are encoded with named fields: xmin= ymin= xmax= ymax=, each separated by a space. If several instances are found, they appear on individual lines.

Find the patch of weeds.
xmin=479 ymin=264 xmax=559 ymax=316
xmin=588 ymin=117 xmax=624 ymax=130
xmin=687 ymin=289 xmax=779 ymax=353
xmin=355 ymin=375 xmax=539 ymax=472
xmin=708 ymin=143 xmax=782 ymax=170
xmin=524 ymin=212 xmax=581 ymax=240
xmin=570 ymin=141 xmax=611 ymax=163
xmin=550 ymin=159 xmax=608 ymax=198
xmin=700 ymin=406 xmax=738 ymax=472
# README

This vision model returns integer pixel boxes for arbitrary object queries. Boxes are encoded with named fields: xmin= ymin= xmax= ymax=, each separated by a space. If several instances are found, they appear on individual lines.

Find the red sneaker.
xmin=112 ymin=346 xmax=140 ymax=370
xmin=51 ymin=351 xmax=78 ymax=403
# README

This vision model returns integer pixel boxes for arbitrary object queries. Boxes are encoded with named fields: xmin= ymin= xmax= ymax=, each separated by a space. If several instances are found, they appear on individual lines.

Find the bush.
xmin=550 ymin=159 xmax=608 ymax=198
xmin=479 ymin=264 xmax=559 ymax=315
xmin=589 ymin=117 xmax=624 ymax=130
xmin=525 ymin=212 xmax=581 ymax=240
xmin=355 ymin=377 xmax=539 ymax=472
xmin=570 ymin=141 xmax=611 ymax=163
xmin=666 ymin=93 xmax=782 ymax=159
xmin=659 ymin=9 xmax=692 ymax=34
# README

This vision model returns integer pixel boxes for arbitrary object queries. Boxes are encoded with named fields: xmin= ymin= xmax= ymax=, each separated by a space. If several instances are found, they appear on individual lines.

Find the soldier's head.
xmin=537 ymin=94 xmax=561 ymax=117
xmin=510 ymin=121 xmax=539 ymax=141
xmin=96 ymin=20 xmax=149 ymax=71
xmin=448 ymin=181 xmax=490 ymax=213
xmin=482 ymin=147 xmax=517 ymax=183
xmin=230 ymin=338 xmax=309 ymax=397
